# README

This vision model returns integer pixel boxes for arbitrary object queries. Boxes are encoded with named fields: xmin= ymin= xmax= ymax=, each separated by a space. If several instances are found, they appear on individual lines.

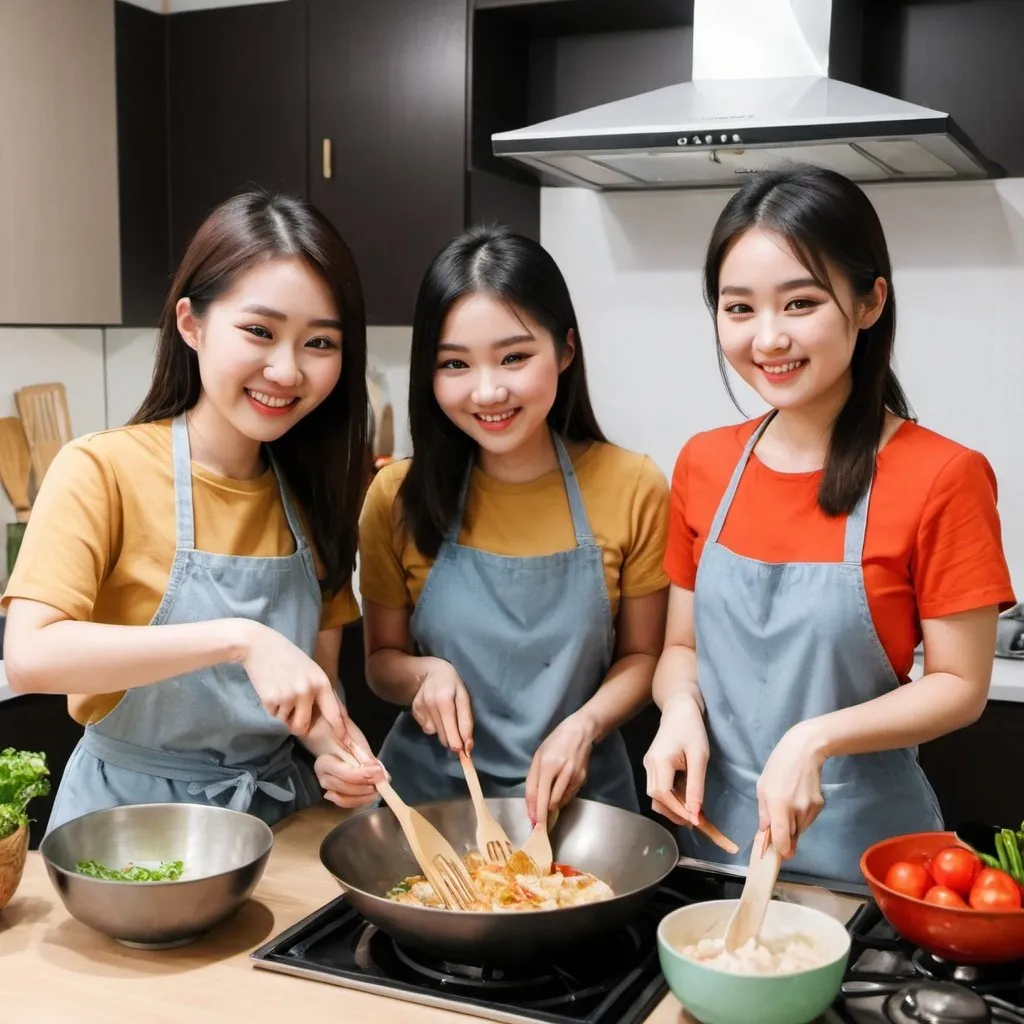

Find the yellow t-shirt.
xmin=2 ymin=420 xmax=360 ymax=725
xmin=359 ymin=441 xmax=670 ymax=618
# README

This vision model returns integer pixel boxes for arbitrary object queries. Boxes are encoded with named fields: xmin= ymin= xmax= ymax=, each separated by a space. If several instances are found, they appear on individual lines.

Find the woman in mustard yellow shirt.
xmin=3 ymin=191 xmax=383 ymax=831
xmin=358 ymin=226 xmax=670 ymax=826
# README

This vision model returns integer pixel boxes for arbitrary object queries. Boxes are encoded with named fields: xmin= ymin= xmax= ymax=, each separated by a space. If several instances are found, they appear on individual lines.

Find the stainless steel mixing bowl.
xmin=320 ymin=796 xmax=679 ymax=962
xmin=40 ymin=802 xmax=273 ymax=948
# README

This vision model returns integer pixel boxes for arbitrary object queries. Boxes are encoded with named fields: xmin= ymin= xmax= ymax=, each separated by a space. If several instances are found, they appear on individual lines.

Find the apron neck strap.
xmin=707 ymin=410 xmax=874 ymax=565
xmin=171 ymin=414 xmax=310 ymax=553
xmin=707 ymin=412 xmax=775 ymax=545
xmin=842 ymin=478 xmax=873 ymax=564
xmin=552 ymin=433 xmax=594 ymax=545
xmin=171 ymin=414 xmax=196 ymax=551
xmin=265 ymin=450 xmax=310 ymax=551
xmin=445 ymin=432 xmax=595 ymax=546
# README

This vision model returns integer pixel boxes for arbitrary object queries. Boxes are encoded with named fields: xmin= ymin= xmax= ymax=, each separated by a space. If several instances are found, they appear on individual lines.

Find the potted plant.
xmin=0 ymin=748 xmax=50 ymax=910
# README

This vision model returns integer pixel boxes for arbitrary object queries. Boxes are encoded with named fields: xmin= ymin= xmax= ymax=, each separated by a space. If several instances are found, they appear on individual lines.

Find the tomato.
xmin=930 ymin=846 xmax=981 ymax=896
xmin=884 ymin=861 xmax=932 ymax=900
xmin=552 ymin=863 xmax=582 ymax=877
xmin=923 ymin=885 xmax=969 ymax=908
xmin=968 ymin=868 xmax=1022 ymax=911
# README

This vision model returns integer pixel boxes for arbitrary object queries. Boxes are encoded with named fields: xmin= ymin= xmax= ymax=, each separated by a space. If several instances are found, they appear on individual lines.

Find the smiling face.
xmin=178 ymin=255 xmax=343 ymax=448
xmin=432 ymin=292 xmax=572 ymax=462
xmin=715 ymin=228 xmax=886 ymax=415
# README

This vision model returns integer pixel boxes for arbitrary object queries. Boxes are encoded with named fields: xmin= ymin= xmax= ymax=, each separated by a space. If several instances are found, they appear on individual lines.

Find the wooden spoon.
xmin=458 ymin=750 xmax=514 ymax=865
xmin=723 ymin=829 xmax=782 ymax=953
xmin=0 ymin=418 xmax=32 ymax=521
xmin=375 ymin=776 xmax=481 ymax=911
xmin=520 ymin=808 xmax=559 ymax=875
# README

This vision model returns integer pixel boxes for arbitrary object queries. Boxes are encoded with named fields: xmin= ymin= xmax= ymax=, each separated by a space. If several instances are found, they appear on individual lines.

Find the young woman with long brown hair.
xmin=3 ymin=191 xmax=384 ymax=830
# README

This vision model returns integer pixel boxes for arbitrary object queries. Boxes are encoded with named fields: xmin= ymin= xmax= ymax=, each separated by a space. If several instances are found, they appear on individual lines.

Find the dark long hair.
xmin=704 ymin=164 xmax=913 ymax=516
xmin=131 ymin=190 xmax=368 ymax=595
xmin=398 ymin=225 xmax=606 ymax=557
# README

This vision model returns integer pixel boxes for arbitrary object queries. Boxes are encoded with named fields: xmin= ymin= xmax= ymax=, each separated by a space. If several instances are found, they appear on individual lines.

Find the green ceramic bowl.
xmin=657 ymin=899 xmax=851 ymax=1024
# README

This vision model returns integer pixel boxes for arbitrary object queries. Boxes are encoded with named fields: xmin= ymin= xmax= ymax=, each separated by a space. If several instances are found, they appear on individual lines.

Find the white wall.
xmin=540 ymin=179 xmax=1024 ymax=589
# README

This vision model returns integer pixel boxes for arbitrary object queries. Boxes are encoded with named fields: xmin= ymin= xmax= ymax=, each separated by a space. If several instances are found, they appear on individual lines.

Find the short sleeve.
xmin=1 ymin=439 xmax=121 ymax=620
xmin=320 ymin=580 xmax=361 ymax=630
xmin=619 ymin=457 xmax=670 ymax=598
xmin=913 ymin=449 xmax=1016 ymax=620
xmin=357 ymin=466 xmax=413 ymax=609
xmin=664 ymin=441 xmax=699 ymax=589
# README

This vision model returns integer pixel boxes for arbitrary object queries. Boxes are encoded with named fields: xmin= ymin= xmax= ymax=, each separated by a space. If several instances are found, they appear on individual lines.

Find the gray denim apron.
xmin=379 ymin=435 xmax=638 ymax=811
xmin=46 ymin=414 xmax=323 ymax=833
xmin=680 ymin=413 xmax=942 ymax=883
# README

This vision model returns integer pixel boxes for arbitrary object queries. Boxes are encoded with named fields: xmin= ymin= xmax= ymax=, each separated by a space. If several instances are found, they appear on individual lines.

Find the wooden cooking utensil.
xmin=458 ymin=751 xmax=514 ymax=865
xmin=697 ymin=812 xmax=740 ymax=855
xmin=374 ymin=777 xmax=480 ymax=910
xmin=15 ymin=383 xmax=72 ymax=493
xmin=0 ymin=418 xmax=32 ymax=521
xmin=723 ymin=829 xmax=782 ymax=953
xmin=520 ymin=808 xmax=559 ymax=876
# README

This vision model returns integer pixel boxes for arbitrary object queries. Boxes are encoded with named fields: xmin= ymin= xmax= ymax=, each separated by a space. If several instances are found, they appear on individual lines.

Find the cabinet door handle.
xmin=322 ymin=138 xmax=333 ymax=180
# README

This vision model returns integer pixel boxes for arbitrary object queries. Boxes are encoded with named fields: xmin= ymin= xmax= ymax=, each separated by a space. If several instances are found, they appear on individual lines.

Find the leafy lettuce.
xmin=0 ymin=747 xmax=51 ymax=840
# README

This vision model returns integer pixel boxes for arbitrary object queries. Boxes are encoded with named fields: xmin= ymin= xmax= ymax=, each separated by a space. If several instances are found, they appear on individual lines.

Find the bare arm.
xmin=800 ymin=606 xmax=997 ymax=759
xmin=363 ymin=597 xmax=473 ymax=751
xmin=362 ymin=598 xmax=428 ymax=706
xmin=643 ymin=585 xmax=710 ymax=825
xmin=650 ymin=585 xmax=704 ymax=712
xmin=4 ymin=598 xmax=350 ymax=740
xmin=4 ymin=598 xmax=253 ymax=695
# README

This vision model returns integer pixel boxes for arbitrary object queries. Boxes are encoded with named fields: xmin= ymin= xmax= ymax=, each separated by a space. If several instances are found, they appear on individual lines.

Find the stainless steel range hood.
xmin=491 ymin=0 xmax=999 ymax=189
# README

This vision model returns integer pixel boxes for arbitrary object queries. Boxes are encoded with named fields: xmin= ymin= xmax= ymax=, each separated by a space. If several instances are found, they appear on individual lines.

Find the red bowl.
xmin=860 ymin=831 xmax=1024 ymax=964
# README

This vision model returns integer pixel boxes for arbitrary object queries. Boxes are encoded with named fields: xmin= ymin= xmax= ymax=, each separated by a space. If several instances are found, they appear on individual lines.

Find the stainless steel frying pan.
xmin=319 ymin=796 xmax=679 ymax=963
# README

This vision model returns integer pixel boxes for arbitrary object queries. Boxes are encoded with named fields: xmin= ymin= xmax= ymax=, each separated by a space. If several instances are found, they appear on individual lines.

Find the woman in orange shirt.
xmin=644 ymin=165 xmax=1015 ymax=883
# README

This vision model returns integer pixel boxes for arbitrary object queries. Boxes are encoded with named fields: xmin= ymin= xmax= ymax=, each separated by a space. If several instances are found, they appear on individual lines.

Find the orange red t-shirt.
xmin=664 ymin=417 xmax=1015 ymax=681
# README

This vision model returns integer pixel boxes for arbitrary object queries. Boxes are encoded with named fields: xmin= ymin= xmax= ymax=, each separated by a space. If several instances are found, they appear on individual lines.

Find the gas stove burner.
xmin=884 ymin=980 xmax=991 ymax=1023
xmin=378 ymin=923 xmax=645 ymax=1009
xmin=912 ymin=950 xmax=1024 ymax=987
xmin=391 ymin=941 xmax=560 ymax=991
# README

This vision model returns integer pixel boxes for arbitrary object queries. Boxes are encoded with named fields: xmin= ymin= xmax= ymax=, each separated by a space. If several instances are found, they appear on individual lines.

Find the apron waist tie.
xmin=82 ymin=728 xmax=296 ymax=813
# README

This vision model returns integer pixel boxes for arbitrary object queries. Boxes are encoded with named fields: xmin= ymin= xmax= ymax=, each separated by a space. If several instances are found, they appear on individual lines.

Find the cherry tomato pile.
xmin=884 ymin=845 xmax=1023 ymax=911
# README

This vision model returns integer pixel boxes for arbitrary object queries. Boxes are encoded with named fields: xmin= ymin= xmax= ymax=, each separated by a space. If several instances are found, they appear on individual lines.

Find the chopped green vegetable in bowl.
xmin=0 ymin=748 xmax=50 ymax=840
xmin=75 ymin=859 xmax=185 ymax=882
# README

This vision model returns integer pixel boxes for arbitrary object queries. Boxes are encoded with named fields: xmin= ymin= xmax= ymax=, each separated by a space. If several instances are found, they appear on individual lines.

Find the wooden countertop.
xmin=0 ymin=803 xmax=685 ymax=1023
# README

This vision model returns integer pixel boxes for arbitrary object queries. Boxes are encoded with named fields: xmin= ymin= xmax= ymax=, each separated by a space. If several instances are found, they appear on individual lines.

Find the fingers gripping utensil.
xmin=520 ymin=808 xmax=560 ymax=875
xmin=458 ymin=751 xmax=514 ymax=865
xmin=374 ymin=776 xmax=481 ymax=910
xmin=723 ymin=829 xmax=783 ymax=953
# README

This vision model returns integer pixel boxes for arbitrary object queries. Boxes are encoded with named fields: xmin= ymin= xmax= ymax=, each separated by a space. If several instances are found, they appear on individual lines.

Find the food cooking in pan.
xmin=386 ymin=849 xmax=614 ymax=911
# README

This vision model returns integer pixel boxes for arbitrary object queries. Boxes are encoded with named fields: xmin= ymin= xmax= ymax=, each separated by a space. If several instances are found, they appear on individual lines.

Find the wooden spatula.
xmin=458 ymin=751 xmax=514 ymax=865
xmin=520 ymin=807 xmax=560 ymax=875
xmin=0 ymin=418 xmax=32 ymax=521
xmin=374 ymin=777 xmax=481 ymax=910
xmin=723 ymin=829 xmax=782 ymax=952
xmin=15 ymin=383 xmax=72 ymax=493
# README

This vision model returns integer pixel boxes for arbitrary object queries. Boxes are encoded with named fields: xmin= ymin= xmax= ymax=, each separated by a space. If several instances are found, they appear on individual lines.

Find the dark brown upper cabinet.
xmin=116 ymin=0 xmax=170 ymax=327
xmin=167 ymin=1 xmax=309 ymax=266
xmin=308 ymin=0 xmax=470 ymax=327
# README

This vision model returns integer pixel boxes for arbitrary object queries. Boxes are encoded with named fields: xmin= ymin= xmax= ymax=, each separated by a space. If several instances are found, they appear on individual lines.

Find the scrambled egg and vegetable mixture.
xmin=386 ymin=850 xmax=614 ymax=911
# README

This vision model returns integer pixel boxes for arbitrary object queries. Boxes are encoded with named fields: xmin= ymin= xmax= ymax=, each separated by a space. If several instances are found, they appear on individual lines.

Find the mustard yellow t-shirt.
xmin=359 ymin=441 xmax=670 ymax=618
xmin=2 ymin=420 xmax=360 ymax=725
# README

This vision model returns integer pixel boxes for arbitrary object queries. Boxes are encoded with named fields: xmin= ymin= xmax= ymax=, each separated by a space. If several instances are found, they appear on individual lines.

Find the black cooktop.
xmin=251 ymin=864 xmax=1024 ymax=1024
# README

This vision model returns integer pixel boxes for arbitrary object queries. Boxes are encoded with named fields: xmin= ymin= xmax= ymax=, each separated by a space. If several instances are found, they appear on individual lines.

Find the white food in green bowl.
xmin=657 ymin=899 xmax=851 ymax=1024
